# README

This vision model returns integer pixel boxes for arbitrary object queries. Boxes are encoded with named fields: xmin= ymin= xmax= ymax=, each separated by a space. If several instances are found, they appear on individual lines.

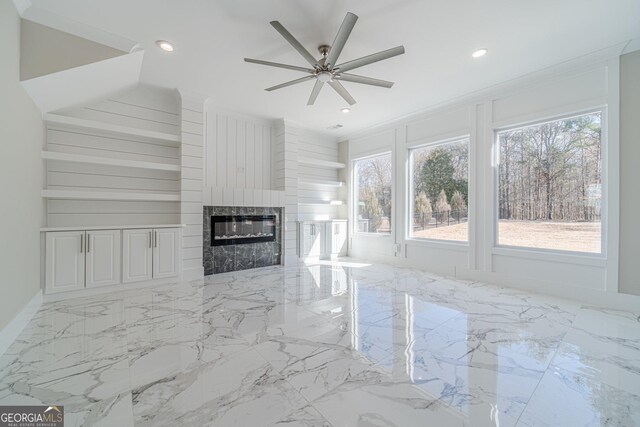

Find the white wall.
xmin=619 ymin=49 xmax=640 ymax=296
xmin=347 ymin=54 xmax=623 ymax=303
xmin=46 ymin=85 xmax=181 ymax=227
xmin=179 ymin=94 xmax=205 ymax=278
xmin=0 ymin=1 xmax=44 ymax=330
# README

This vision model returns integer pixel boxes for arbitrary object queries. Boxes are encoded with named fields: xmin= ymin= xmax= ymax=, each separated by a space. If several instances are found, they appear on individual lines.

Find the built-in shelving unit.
xmin=298 ymin=179 xmax=345 ymax=188
xmin=44 ymin=113 xmax=181 ymax=144
xmin=42 ymin=151 xmax=181 ymax=172
xmin=298 ymin=199 xmax=345 ymax=206
xmin=42 ymin=189 xmax=181 ymax=202
xmin=298 ymin=157 xmax=346 ymax=169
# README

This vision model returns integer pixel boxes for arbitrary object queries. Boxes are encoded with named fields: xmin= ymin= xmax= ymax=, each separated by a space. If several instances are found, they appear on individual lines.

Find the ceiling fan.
xmin=244 ymin=12 xmax=405 ymax=106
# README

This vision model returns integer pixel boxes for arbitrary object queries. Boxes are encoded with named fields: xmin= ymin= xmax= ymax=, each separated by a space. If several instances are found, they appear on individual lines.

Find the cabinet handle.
xmin=80 ymin=234 xmax=83 ymax=253
xmin=149 ymin=231 xmax=152 ymax=248
xmin=87 ymin=234 xmax=91 ymax=253
xmin=154 ymin=231 xmax=158 ymax=248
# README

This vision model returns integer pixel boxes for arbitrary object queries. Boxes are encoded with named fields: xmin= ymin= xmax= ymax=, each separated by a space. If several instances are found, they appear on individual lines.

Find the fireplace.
xmin=211 ymin=215 xmax=276 ymax=246
xmin=203 ymin=206 xmax=282 ymax=275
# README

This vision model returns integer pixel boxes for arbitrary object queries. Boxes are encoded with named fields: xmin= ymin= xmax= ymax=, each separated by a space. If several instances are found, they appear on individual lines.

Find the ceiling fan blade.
xmin=244 ymin=58 xmax=314 ymax=74
xmin=265 ymin=75 xmax=315 ymax=92
xmin=336 ymin=46 xmax=405 ymax=73
xmin=325 ymin=12 xmax=358 ymax=68
xmin=307 ymin=80 xmax=324 ymax=105
xmin=328 ymin=80 xmax=356 ymax=105
xmin=335 ymin=73 xmax=394 ymax=88
xmin=270 ymin=21 xmax=318 ymax=67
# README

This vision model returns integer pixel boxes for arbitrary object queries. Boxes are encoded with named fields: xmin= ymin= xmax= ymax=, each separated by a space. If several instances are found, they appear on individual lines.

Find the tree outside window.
xmin=409 ymin=138 xmax=469 ymax=242
xmin=354 ymin=153 xmax=392 ymax=234
xmin=497 ymin=111 xmax=602 ymax=253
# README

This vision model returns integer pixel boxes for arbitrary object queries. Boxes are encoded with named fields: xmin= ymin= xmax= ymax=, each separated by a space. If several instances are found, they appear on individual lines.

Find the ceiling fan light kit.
xmin=244 ymin=12 xmax=405 ymax=106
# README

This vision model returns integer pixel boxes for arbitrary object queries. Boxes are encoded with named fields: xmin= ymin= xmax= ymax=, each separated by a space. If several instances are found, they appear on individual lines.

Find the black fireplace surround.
xmin=203 ymin=206 xmax=282 ymax=275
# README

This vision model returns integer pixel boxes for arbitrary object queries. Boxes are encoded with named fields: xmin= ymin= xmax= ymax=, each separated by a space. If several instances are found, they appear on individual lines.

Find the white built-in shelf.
xmin=44 ymin=113 xmax=181 ymax=144
xmin=298 ymin=200 xmax=345 ymax=206
xmin=299 ymin=179 xmax=345 ymax=187
xmin=298 ymin=158 xmax=346 ymax=169
xmin=41 ymin=189 xmax=181 ymax=202
xmin=42 ymin=151 xmax=181 ymax=172
xmin=41 ymin=224 xmax=186 ymax=232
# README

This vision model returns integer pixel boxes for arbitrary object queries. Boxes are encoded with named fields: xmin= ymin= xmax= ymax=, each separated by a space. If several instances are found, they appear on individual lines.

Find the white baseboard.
xmin=0 ymin=290 xmax=42 ymax=356
xmin=182 ymin=267 xmax=204 ymax=281
xmin=456 ymin=268 xmax=640 ymax=312
xmin=346 ymin=253 xmax=640 ymax=312
xmin=44 ymin=276 xmax=183 ymax=302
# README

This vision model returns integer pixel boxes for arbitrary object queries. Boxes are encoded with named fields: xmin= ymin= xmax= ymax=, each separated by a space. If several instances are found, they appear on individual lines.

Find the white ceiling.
xmin=29 ymin=0 xmax=640 ymax=136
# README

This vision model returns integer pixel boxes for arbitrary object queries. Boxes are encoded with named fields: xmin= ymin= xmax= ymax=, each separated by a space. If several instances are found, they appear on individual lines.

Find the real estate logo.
xmin=0 ymin=405 xmax=64 ymax=427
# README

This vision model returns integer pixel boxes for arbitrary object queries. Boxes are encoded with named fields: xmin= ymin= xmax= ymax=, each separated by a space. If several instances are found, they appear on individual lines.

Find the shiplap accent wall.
xmin=46 ymin=85 xmax=181 ymax=227
xmin=204 ymin=109 xmax=272 ymax=190
xmin=179 ymin=94 xmax=205 ymax=279
xmin=272 ymin=120 xmax=298 ymax=265
xmin=297 ymin=129 xmax=346 ymax=221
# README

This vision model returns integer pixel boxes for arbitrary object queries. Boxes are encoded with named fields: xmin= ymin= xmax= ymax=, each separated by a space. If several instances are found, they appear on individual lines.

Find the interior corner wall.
xmin=0 ymin=2 xmax=44 ymax=330
xmin=618 ymin=49 xmax=640 ymax=296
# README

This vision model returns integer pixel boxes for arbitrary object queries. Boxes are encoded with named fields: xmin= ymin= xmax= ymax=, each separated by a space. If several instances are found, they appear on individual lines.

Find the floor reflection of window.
xmin=406 ymin=294 xmax=415 ymax=380
xmin=351 ymin=279 xmax=359 ymax=350
xmin=353 ymin=283 xmax=393 ymax=359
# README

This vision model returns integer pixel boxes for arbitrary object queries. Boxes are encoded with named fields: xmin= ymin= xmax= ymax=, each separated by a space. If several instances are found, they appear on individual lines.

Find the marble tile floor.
xmin=1 ymin=259 xmax=639 ymax=426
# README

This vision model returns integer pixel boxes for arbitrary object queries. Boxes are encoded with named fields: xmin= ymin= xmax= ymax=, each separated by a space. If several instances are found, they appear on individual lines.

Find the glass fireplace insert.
xmin=211 ymin=215 xmax=276 ymax=246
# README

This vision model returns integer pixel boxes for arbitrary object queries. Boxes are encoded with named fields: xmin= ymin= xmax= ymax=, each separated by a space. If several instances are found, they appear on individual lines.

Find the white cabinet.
xmin=298 ymin=221 xmax=348 ymax=260
xmin=86 ymin=230 xmax=121 ymax=288
xmin=46 ymin=229 xmax=121 ymax=293
xmin=45 ymin=226 xmax=181 ymax=294
xmin=46 ymin=231 xmax=86 ymax=293
xmin=123 ymin=228 xmax=180 ymax=283
xmin=122 ymin=229 xmax=153 ymax=283
xmin=328 ymin=221 xmax=348 ymax=257
xmin=153 ymin=228 xmax=180 ymax=279
xmin=300 ymin=223 xmax=323 ymax=258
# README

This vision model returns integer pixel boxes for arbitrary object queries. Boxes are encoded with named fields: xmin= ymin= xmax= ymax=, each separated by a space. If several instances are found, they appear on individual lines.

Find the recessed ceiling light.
xmin=156 ymin=40 xmax=174 ymax=52
xmin=472 ymin=48 xmax=488 ymax=58
xmin=341 ymin=108 xmax=350 ymax=114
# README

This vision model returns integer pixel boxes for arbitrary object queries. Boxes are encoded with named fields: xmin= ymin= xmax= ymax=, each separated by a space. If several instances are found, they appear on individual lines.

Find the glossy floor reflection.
xmin=1 ymin=260 xmax=639 ymax=426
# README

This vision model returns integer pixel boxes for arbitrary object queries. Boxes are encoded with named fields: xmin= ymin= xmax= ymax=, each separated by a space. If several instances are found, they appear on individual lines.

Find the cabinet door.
xmin=299 ymin=224 xmax=312 ymax=257
xmin=333 ymin=222 xmax=348 ymax=255
xmin=153 ymin=228 xmax=180 ymax=279
xmin=309 ymin=223 xmax=322 ymax=257
xmin=86 ymin=230 xmax=121 ymax=288
xmin=122 ymin=229 xmax=153 ymax=283
xmin=45 ymin=231 xmax=85 ymax=294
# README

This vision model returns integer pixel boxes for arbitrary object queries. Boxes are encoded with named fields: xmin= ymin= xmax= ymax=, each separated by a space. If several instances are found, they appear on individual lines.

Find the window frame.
xmin=492 ymin=107 xmax=608 ymax=258
xmin=352 ymin=151 xmax=394 ymax=237
xmin=406 ymin=136 xmax=471 ymax=245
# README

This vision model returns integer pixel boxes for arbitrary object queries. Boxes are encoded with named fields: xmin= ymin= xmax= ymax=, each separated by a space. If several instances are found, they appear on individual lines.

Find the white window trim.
xmin=352 ymin=151 xmax=394 ymax=238
xmin=406 ymin=135 xmax=471 ymax=245
xmin=492 ymin=106 xmax=608 ymax=259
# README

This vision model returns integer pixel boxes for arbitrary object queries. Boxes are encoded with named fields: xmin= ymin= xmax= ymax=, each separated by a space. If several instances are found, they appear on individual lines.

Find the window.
xmin=354 ymin=152 xmax=392 ymax=234
xmin=409 ymin=138 xmax=469 ymax=242
xmin=497 ymin=111 xmax=602 ymax=253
